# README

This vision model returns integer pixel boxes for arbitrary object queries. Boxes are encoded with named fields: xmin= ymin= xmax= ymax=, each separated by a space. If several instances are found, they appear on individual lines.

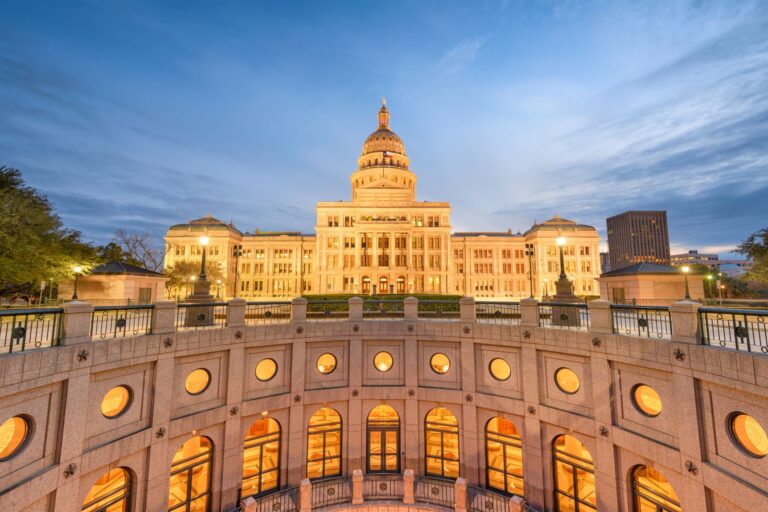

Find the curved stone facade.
xmin=1 ymin=300 xmax=767 ymax=511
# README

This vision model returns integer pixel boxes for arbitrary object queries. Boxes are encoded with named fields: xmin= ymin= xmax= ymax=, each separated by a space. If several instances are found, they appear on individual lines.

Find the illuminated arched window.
xmin=242 ymin=418 xmax=281 ymax=499
xmin=632 ymin=466 xmax=681 ymax=512
xmin=307 ymin=408 xmax=342 ymax=480
xmin=168 ymin=436 xmax=213 ymax=512
xmin=425 ymin=407 xmax=460 ymax=479
xmin=367 ymin=405 xmax=400 ymax=473
xmin=486 ymin=417 xmax=524 ymax=496
xmin=553 ymin=435 xmax=596 ymax=512
xmin=82 ymin=468 xmax=131 ymax=512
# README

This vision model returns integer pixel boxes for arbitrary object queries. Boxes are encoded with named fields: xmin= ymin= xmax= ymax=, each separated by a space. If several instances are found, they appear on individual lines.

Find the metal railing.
xmin=311 ymin=477 xmax=351 ymax=507
xmin=90 ymin=305 xmax=153 ymax=340
xmin=307 ymin=300 xmax=349 ymax=321
xmin=414 ymin=477 xmax=455 ymax=508
xmin=239 ymin=487 xmax=298 ymax=512
xmin=477 ymin=302 xmax=521 ymax=325
xmin=363 ymin=300 xmax=404 ymax=319
xmin=611 ymin=305 xmax=671 ymax=339
xmin=699 ymin=308 xmax=768 ymax=353
xmin=363 ymin=474 xmax=404 ymax=500
xmin=538 ymin=302 xmax=589 ymax=330
xmin=468 ymin=486 xmax=510 ymax=512
xmin=0 ymin=308 xmax=63 ymax=353
xmin=418 ymin=300 xmax=460 ymax=320
xmin=245 ymin=302 xmax=292 ymax=325
xmin=175 ymin=302 xmax=228 ymax=331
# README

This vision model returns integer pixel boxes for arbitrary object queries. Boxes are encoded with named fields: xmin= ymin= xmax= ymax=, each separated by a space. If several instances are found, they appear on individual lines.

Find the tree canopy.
xmin=738 ymin=227 xmax=768 ymax=284
xmin=0 ymin=167 xmax=99 ymax=295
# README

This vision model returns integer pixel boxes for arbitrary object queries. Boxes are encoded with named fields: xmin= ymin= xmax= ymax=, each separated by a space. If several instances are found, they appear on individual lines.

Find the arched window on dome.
xmin=82 ymin=467 xmax=131 ymax=512
xmin=632 ymin=466 xmax=680 ymax=512
xmin=367 ymin=405 xmax=400 ymax=473
xmin=242 ymin=418 xmax=281 ymax=499
xmin=169 ymin=436 xmax=213 ymax=512
xmin=425 ymin=407 xmax=460 ymax=479
xmin=307 ymin=408 xmax=342 ymax=480
xmin=553 ymin=435 xmax=595 ymax=512
xmin=486 ymin=417 xmax=524 ymax=497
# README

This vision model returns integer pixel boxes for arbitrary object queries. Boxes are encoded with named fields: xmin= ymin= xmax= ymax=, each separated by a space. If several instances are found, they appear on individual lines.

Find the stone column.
xmin=291 ymin=297 xmax=307 ymax=322
xmin=227 ymin=297 xmax=246 ymax=328
xmin=51 ymin=372 xmax=90 ymax=511
xmin=403 ymin=469 xmax=415 ymax=504
xmin=60 ymin=300 xmax=94 ymax=345
xmin=299 ymin=479 xmax=312 ymax=512
xmin=508 ymin=495 xmax=525 ymax=512
xmin=241 ymin=496 xmax=256 ymax=512
xmin=288 ymin=341 xmax=307 ymax=484
xmin=349 ymin=297 xmax=363 ymax=321
xmin=352 ymin=469 xmax=364 ymax=505
xmin=670 ymin=300 xmax=700 ymax=344
xmin=519 ymin=298 xmax=539 ymax=328
xmin=454 ymin=478 xmax=468 ymax=512
xmin=587 ymin=299 xmax=612 ymax=334
xmin=404 ymin=296 xmax=418 ymax=320
xmin=151 ymin=300 xmax=177 ymax=334
xmin=460 ymin=297 xmax=476 ymax=321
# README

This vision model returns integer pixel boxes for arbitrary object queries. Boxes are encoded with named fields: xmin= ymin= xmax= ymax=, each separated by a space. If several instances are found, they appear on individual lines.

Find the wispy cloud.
xmin=438 ymin=37 xmax=488 ymax=72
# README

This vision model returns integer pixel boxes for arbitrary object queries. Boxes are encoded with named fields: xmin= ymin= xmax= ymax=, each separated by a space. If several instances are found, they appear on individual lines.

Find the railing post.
xmin=292 ymin=297 xmax=308 ymax=322
xmin=454 ymin=477 xmax=468 ymax=512
xmin=507 ymin=495 xmax=525 ymax=512
xmin=352 ymin=469 xmax=364 ymax=504
xmin=151 ymin=300 xmax=177 ymax=334
xmin=349 ymin=297 xmax=364 ymax=321
xmin=587 ymin=299 xmax=612 ymax=334
xmin=460 ymin=297 xmax=476 ymax=321
xmin=299 ymin=478 xmax=312 ymax=512
xmin=519 ymin=298 xmax=539 ymax=328
xmin=670 ymin=300 xmax=700 ymax=344
xmin=404 ymin=296 xmax=418 ymax=320
xmin=403 ymin=469 xmax=415 ymax=504
xmin=61 ymin=300 xmax=94 ymax=345
xmin=227 ymin=298 xmax=246 ymax=327
xmin=241 ymin=496 xmax=256 ymax=512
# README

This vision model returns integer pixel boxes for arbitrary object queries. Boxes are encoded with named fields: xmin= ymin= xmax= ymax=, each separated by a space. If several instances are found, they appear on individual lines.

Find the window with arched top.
xmin=425 ymin=407 xmax=460 ymax=479
xmin=367 ymin=405 xmax=400 ymax=473
xmin=242 ymin=418 xmax=281 ymax=499
xmin=632 ymin=466 xmax=681 ymax=512
xmin=307 ymin=408 xmax=342 ymax=480
xmin=486 ymin=417 xmax=524 ymax=496
xmin=168 ymin=436 xmax=213 ymax=512
xmin=82 ymin=467 xmax=131 ymax=512
xmin=553 ymin=435 xmax=595 ymax=511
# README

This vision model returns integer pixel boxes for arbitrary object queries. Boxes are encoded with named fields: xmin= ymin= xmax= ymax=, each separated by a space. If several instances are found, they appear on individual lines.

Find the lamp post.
xmin=706 ymin=274 xmax=713 ymax=301
xmin=681 ymin=265 xmax=691 ymax=300
xmin=72 ymin=266 xmax=82 ymax=300
xmin=232 ymin=244 xmax=243 ymax=299
xmin=525 ymin=243 xmax=535 ymax=298
xmin=717 ymin=272 xmax=723 ymax=306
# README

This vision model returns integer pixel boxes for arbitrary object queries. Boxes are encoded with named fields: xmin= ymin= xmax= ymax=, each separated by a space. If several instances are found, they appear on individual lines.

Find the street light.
xmin=232 ymin=244 xmax=243 ymax=298
xmin=525 ymin=243 xmax=535 ymax=298
xmin=198 ymin=236 xmax=209 ymax=282
xmin=706 ymin=274 xmax=713 ymax=301
xmin=72 ymin=266 xmax=83 ymax=300
xmin=681 ymin=265 xmax=691 ymax=300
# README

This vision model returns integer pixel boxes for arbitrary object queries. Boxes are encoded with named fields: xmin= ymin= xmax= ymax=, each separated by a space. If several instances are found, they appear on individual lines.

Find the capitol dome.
xmin=358 ymin=100 xmax=410 ymax=170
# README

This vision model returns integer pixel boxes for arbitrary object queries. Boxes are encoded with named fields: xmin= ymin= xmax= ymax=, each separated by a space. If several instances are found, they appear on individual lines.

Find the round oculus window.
xmin=255 ymin=358 xmax=278 ymax=381
xmin=632 ymin=384 xmax=662 ymax=417
xmin=554 ymin=367 xmax=580 ymax=394
xmin=101 ymin=385 xmax=132 ymax=418
xmin=373 ymin=351 xmax=393 ymax=372
xmin=0 ymin=416 xmax=30 ymax=461
xmin=430 ymin=353 xmax=450 ymax=374
xmin=489 ymin=358 xmax=511 ymax=381
xmin=185 ymin=368 xmax=211 ymax=395
xmin=730 ymin=413 xmax=768 ymax=458
xmin=316 ymin=353 xmax=337 ymax=374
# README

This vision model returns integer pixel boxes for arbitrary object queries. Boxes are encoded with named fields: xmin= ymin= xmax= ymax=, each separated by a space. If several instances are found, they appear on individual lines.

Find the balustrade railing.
xmin=239 ymin=487 xmax=298 ymax=512
xmin=538 ymin=302 xmax=589 ymax=330
xmin=477 ymin=302 xmax=521 ymax=325
xmin=414 ymin=477 xmax=455 ymax=508
xmin=418 ymin=300 xmax=460 ymax=320
xmin=245 ymin=302 xmax=292 ymax=325
xmin=468 ymin=485 xmax=510 ymax=512
xmin=175 ymin=302 xmax=228 ymax=331
xmin=311 ymin=477 xmax=351 ymax=508
xmin=363 ymin=474 xmax=404 ymax=500
xmin=0 ymin=308 xmax=62 ymax=353
xmin=363 ymin=300 xmax=404 ymax=319
xmin=307 ymin=300 xmax=349 ymax=321
xmin=90 ymin=305 xmax=153 ymax=340
xmin=699 ymin=308 xmax=768 ymax=353
xmin=611 ymin=305 xmax=671 ymax=339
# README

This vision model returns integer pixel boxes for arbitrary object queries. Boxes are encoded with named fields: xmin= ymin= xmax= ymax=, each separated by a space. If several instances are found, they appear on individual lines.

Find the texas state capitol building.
xmin=164 ymin=103 xmax=600 ymax=299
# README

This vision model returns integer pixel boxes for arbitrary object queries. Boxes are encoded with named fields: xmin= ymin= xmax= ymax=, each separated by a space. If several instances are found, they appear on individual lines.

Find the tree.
xmin=163 ymin=260 xmax=224 ymax=298
xmin=738 ymin=227 xmax=768 ymax=284
xmin=114 ymin=229 xmax=163 ymax=271
xmin=0 ymin=167 xmax=99 ymax=296
xmin=97 ymin=242 xmax=144 ymax=267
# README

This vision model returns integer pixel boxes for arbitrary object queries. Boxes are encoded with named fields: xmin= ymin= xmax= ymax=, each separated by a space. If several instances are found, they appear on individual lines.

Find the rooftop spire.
xmin=378 ymin=98 xmax=390 ymax=128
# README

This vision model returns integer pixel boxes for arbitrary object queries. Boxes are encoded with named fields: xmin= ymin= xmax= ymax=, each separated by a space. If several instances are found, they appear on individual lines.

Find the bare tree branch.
xmin=115 ymin=229 xmax=164 ymax=271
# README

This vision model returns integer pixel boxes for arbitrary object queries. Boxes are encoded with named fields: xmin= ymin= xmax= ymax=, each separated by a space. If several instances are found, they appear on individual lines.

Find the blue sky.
xmin=1 ymin=1 xmax=766 ymax=257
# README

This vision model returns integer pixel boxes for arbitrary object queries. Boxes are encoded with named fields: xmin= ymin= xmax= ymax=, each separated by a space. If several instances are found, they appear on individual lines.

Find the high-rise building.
xmin=606 ymin=211 xmax=670 ymax=271
xmin=599 ymin=252 xmax=611 ymax=273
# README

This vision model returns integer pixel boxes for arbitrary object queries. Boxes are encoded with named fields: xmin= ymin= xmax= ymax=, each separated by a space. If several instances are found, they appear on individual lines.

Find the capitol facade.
xmin=164 ymin=103 xmax=600 ymax=299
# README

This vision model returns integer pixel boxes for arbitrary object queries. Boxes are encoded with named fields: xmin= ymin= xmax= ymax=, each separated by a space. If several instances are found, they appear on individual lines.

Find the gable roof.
xmin=90 ymin=262 xmax=164 ymax=277
xmin=600 ymin=262 xmax=682 ymax=277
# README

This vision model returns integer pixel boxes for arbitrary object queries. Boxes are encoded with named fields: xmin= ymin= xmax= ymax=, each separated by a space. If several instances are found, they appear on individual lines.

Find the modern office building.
xmin=670 ymin=250 xmax=720 ymax=269
xmin=606 ymin=210 xmax=670 ymax=271
xmin=164 ymin=103 xmax=601 ymax=299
